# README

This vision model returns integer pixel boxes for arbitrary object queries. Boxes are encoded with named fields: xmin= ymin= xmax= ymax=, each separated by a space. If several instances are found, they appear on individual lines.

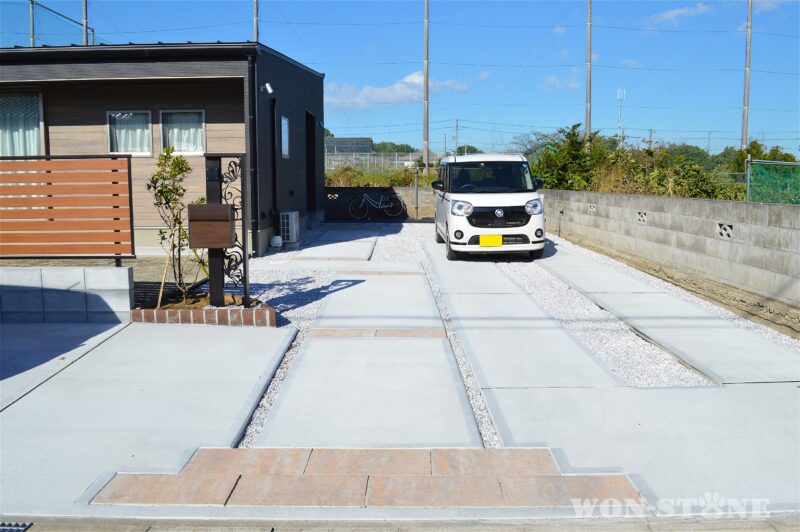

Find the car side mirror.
xmin=431 ymin=180 xmax=445 ymax=191
xmin=532 ymin=178 xmax=545 ymax=190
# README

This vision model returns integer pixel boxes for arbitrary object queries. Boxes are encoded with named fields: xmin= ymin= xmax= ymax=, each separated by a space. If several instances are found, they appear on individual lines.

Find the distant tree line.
xmin=513 ymin=124 xmax=797 ymax=201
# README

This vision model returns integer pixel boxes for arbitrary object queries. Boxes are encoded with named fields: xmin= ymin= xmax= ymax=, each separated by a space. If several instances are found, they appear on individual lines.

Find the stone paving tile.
xmin=227 ymin=474 xmax=368 ymax=507
xmin=500 ymin=475 xmax=642 ymax=507
xmin=180 ymin=448 xmax=311 ymax=477
xmin=304 ymin=449 xmax=431 ymax=476
xmin=308 ymin=328 xmax=445 ymax=338
xmin=92 ymin=473 xmax=239 ymax=506
xmin=366 ymin=476 xmax=505 ymax=507
xmin=431 ymin=448 xmax=559 ymax=477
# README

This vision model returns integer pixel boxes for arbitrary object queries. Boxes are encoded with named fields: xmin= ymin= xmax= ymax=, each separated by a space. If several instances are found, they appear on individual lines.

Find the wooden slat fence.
xmin=0 ymin=156 xmax=135 ymax=258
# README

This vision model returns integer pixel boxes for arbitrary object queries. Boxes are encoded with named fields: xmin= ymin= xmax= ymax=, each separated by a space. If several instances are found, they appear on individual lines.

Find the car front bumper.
xmin=447 ymin=213 xmax=546 ymax=253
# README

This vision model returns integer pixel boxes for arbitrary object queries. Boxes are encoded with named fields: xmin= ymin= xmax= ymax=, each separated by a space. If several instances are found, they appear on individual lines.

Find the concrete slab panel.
xmin=0 ymin=322 xmax=127 ymax=410
xmin=423 ymin=241 xmax=521 ymax=294
xmin=256 ymin=337 xmax=482 ymax=447
xmin=314 ymin=275 xmax=441 ymax=330
xmin=447 ymin=293 xmax=620 ymax=388
xmin=538 ymin=249 xmax=664 ymax=294
xmin=255 ymin=259 xmax=423 ymax=273
xmin=594 ymin=292 xmax=800 ymax=384
xmin=292 ymin=240 xmax=375 ymax=261
xmin=316 ymin=230 xmax=379 ymax=242
xmin=0 ymin=323 xmax=296 ymax=515
xmin=487 ymin=384 xmax=800 ymax=512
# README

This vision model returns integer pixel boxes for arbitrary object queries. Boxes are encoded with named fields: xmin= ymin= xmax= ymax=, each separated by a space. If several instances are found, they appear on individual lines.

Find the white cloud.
xmin=754 ymin=0 xmax=786 ymax=13
xmin=592 ymin=52 xmax=600 ymax=61
xmin=560 ymin=49 xmax=569 ymax=59
xmin=325 ymin=71 xmax=467 ymax=109
xmin=543 ymin=69 xmax=581 ymax=92
xmin=477 ymin=70 xmax=492 ymax=81
xmin=552 ymin=25 xmax=567 ymax=36
xmin=645 ymin=2 xmax=711 ymax=27
xmin=621 ymin=58 xmax=643 ymax=68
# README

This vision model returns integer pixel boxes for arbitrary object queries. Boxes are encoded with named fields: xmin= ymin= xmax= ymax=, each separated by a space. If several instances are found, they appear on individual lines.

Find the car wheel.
xmin=446 ymin=231 xmax=460 ymax=261
xmin=528 ymin=248 xmax=544 ymax=260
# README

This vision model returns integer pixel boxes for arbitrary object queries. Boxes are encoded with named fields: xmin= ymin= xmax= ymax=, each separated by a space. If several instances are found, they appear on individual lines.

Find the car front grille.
xmin=467 ymin=206 xmax=530 ymax=228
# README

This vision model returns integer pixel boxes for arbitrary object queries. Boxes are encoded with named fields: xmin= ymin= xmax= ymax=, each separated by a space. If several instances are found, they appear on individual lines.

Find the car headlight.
xmin=451 ymin=200 xmax=473 ymax=216
xmin=525 ymin=199 xmax=543 ymax=215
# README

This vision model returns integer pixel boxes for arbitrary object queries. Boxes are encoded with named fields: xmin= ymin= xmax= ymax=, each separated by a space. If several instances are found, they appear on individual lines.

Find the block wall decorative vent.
xmin=717 ymin=222 xmax=733 ymax=239
xmin=588 ymin=203 xmax=596 ymax=215
xmin=637 ymin=211 xmax=647 ymax=224
xmin=0 ymin=523 xmax=32 ymax=532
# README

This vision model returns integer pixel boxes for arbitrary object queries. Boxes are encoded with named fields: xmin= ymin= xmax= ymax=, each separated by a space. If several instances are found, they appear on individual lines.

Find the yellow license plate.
xmin=479 ymin=235 xmax=503 ymax=247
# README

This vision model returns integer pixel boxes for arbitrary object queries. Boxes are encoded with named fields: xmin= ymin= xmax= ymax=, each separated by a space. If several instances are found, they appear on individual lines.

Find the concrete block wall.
xmin=542 ymin=190 xmax=799 ymax=307
xmin=0 ymin=267 xmax=134 ymax=323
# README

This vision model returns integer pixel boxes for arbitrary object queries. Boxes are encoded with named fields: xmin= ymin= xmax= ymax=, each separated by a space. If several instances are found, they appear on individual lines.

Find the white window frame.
xmin=159 ymin=109 xmax=206 ymax=156
xmin=0 ymin=92 xmax=46 ymax=156
xmin=106 ymin=110 xmax=152 ymax=157
xmin=281 ymin=115 xmax=290 ymax=159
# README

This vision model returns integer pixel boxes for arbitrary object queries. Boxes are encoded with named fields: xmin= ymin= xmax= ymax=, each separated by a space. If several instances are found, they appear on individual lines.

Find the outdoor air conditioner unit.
xmin=280 ymin=211 xmax=300 ymax=244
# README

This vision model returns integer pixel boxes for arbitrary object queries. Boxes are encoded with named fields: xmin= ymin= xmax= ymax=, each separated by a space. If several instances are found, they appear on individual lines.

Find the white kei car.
xmin=432 ymin=153 xmax=546 ymax=261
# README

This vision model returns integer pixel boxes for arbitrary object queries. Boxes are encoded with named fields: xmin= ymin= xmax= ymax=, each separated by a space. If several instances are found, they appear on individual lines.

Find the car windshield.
xmin=448 ymin=161 xmax=534 ymax=193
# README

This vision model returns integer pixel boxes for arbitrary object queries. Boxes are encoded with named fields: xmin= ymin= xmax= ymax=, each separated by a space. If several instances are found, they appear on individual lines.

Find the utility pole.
xmin=647 ymin=129 xmax=654 ymax=149
xmin=29 ymin=0 xmax=34 ymax=47
xmin=423 ymin=0 xmax=430 ymax=176
xmin=253 ymin=0 xmax=259 ymax=43
xmin=585 ymin=0 xmax=592 ymax=140
xmin=82 ymin=0 xmax=88 ymax=45
xmin=740 ymin=0 xmax=752 ymax=150
xmin=455 ymin=119 xmax=459 ymax=157
xmin=616 ymin=88 xmax=626 ymax=143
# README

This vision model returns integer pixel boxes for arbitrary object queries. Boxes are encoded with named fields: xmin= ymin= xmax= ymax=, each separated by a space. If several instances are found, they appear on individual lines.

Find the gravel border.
xmin=548 ymin=235 xmax=800 ymax=355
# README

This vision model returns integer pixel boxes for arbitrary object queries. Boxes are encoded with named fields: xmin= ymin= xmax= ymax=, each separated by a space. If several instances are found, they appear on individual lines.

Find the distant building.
xmin=325 ymin=137 xmax=373 ymax=154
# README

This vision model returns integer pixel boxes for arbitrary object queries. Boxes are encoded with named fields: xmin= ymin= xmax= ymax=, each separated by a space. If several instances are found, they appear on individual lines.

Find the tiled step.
xmin=92 ymin=448 xmax=643 ymax=509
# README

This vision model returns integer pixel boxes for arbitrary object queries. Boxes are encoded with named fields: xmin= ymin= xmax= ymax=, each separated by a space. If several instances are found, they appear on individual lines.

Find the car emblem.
xmin=495 ymin=209 xmax=504 ymax=218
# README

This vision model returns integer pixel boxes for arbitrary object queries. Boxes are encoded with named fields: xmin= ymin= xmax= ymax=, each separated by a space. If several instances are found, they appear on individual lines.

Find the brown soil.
xmin=563 ymin=235 xmax=800 ymax=340
xmin=157 ymin=292 xmax=258 ymax=310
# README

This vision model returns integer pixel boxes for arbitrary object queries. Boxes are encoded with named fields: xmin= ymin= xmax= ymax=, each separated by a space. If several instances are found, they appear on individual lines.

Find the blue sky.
xmin=2 ymin=0 xmax=798 ymax=155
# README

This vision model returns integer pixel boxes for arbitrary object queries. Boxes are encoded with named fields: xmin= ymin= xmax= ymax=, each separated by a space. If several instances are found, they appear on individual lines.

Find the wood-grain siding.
xmin=41 ymin=79 xmax=245 ymax=227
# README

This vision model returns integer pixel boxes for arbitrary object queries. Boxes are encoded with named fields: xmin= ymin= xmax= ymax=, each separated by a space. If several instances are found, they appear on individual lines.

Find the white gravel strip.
xmin=237 ymin=259 xmax=334 ymax=448
xmin=372 ymin=223 xmax=503 ymax=448
xmin=498 ymin=261 xmax=712 ymax=387
xmin=549 ymin=235 xmax=800 ymax=354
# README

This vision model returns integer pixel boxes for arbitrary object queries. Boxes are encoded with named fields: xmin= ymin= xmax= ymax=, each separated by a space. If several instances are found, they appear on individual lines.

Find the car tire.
xmin=528 ymin=248 xmax=544 ymax=260
xmin=446 ymin=232 xmax=460 ymax=261
xmin=435 ymin=226 xmax=445 ymax=243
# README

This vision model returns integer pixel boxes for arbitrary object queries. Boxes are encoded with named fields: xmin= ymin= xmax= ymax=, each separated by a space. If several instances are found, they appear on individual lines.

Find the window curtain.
xmin=162 ymin=111 xmax=204 ymax=153
xmin=0 ymin=94 xmax=43 ymax=157
xmin=108 ymin=112 xmax=151 ymax=153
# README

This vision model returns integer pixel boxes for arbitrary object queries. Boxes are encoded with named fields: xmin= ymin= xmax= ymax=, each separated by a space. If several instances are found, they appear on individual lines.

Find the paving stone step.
xmin=91 ymin=448 xmax=643 ymax=509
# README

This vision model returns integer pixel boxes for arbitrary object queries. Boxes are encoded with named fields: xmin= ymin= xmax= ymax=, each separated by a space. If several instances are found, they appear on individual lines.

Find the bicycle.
xmin=348 ymin=189 xmax=406 ymax=219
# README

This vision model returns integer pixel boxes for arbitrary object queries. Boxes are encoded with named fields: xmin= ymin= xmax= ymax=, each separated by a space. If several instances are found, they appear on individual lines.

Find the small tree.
xmin=147 ymin=147 xmax=193 ymax=305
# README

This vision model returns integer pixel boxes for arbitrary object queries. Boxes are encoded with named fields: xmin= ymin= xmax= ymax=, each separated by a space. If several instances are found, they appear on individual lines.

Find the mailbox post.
xmin=190 ymin=156 xmax=250 ymax=308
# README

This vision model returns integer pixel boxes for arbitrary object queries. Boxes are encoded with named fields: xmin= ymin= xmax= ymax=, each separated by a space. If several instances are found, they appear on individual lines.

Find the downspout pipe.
xmin=247 ymin=54 xmax=260 ymax=256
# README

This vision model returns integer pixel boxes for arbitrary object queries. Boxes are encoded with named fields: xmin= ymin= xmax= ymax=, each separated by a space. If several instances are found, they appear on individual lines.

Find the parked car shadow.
xmin=248 ymin=277 xmax=364 ymax=327
xmin=0 ymin=288 xmax=121 ymax=382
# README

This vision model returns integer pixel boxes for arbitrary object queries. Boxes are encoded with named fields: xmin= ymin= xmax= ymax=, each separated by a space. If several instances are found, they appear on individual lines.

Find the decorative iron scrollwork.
xmin=221 ymin=158 xmax=244 ymax=287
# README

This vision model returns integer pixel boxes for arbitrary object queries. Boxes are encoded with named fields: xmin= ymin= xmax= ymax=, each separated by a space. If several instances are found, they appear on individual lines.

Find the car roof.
xmin=440 ymin=153 xmax=527 ymax=164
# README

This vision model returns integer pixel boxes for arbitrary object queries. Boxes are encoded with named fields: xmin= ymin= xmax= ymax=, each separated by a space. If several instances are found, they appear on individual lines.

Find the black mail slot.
xmin=188 ymin=204 xmax=235 ymax=248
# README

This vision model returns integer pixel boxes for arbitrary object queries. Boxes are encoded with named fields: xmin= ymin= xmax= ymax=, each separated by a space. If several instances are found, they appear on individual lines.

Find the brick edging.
xmin=131 ymin=304 xmax=276 ymax=327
